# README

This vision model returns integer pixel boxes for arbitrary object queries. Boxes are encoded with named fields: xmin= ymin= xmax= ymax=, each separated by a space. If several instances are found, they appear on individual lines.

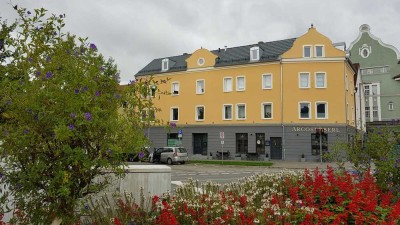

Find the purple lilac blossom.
xmin=85 ymin=112 xmax=92 ymax=121
xmin=23 ymin=129 xmax=29 ymax=134
xmin=89 ymin=43 xmax=97 ymax=51
xmin=68 ymin=124 xmax=75 ymax=130
xmin=74 ymin=89 xmax=79 ymax=94
xmin=46 ymin=56 xmax=51 ymax=62
xmin=35 ymin=71 xmax=41 ymax=77
xmin=95 ymin=91 xmax=100 ymax=96
xmin=100 ymin=66 xmax=104 ymax=71
xmin=138 ymin=151 xmax=145 ymax=159
xmin=7 ymin=99 xmax=11 ymax=105
xmin=46 ymin=71 xmax=53 ymax=79
xmin=70 ymin=112 xmax=76 ymax=118
xmin=169 ymin=122 xmax=176 ymax=128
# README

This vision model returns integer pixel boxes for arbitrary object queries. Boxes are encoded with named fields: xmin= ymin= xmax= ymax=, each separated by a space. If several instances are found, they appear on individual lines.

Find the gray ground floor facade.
xmin=146 ymin=124 xmax=357 ymax=162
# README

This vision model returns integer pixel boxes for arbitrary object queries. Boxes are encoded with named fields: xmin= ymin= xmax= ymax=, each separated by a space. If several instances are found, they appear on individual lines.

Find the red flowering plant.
xmin=81 ymin=168 xmax=400 ymax=224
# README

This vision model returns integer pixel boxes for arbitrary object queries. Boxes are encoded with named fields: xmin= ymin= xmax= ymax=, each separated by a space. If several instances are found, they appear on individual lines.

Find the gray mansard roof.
xmin=136 ymin=38 xmax=297 ymax=76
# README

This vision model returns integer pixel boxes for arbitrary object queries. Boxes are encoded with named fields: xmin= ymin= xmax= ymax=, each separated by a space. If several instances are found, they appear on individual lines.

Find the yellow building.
xmin=136 ymin=26 xmax=357 ymax=161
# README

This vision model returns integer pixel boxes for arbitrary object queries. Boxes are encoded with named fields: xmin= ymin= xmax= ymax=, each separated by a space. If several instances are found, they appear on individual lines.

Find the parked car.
xmin=149 ymin=147 xmax=188 ymax=165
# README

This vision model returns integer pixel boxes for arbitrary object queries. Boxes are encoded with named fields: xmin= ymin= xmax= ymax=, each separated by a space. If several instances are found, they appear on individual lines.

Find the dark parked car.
xmin=124 ymin=147 xmax=152 ymax=162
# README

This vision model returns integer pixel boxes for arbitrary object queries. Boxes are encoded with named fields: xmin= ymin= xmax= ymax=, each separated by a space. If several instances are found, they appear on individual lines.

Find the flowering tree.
xmin=0 ymin=7 xmax=162 ymax=224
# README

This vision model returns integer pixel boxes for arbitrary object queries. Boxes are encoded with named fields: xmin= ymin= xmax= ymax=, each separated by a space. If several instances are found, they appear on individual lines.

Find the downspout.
xmin=280 ymin=57 xmax=285 ymax=160
xmin=344 ymin=61 xmax=349 ymax=141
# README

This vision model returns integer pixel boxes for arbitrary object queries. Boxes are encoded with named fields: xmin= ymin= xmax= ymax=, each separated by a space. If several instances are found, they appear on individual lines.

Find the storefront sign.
xmin=291 ymin=127 xmax=340 ymax=133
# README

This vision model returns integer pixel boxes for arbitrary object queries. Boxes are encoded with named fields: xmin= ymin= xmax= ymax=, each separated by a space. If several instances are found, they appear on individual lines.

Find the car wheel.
xmin=181 ymin=161 xmax=185 ymax=164
xmin=167 ymin=158 xmax=172 ymax=165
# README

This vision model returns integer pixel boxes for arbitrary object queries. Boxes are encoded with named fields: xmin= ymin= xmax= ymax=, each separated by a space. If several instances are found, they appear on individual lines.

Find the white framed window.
xmin=141 ymin=108 xmax=155 ymax=121
xmin=262 ymin=74 xmax=272 ymax=89
xmin=364 ymin=85 xmax=370 ymax=96
xmin=299 ymin=102 xmax=311 ymax=119
xmin=371 ymin=84 xmax=378 ymax=95
xmin=223 ymin=77 xmax=232 ymax=92
xmin=388 ymin=102 xmax=394 ymax=111
xmin=171 ymin=107 xmax=179 ymax=121
xmin=162 ymin=58 xmax=169 ymax=71
xmin=261 ymin=102 xmax=273 ymax=119
xmin=299 ymin=73 xmax=310 ymax=88
xmin=365 ymin=106 xmax=370 ymax=119
xmin=196 ymin=105 xmax=205 ymax=121
xmin=150 ymin=85 xmax=157 ymax=98
xmin=196 ymin=79 xmax=205 ymax=94
xmin=315 ymin=102 xmax=328 ymax=119
xmin=303 ymin=45 xmax=312 ymax=58
xmin=236 ymin=103 xmax=246 ymax=120
xmin=250 ymin=46 xmax=260 ymax=61
xmin=223 ymin=104 xmax=233 ymax=120
xmin=373 ymin=106 xmax=378 ymax=118
xmin=315 ymin=72 xmax=326 ymax=88
xmin=236 ymin=76 xmax=245 ymax=91
xmin=315 ymin=45 xmax=324 ymax=57
xmin=171 ymin=82 xmax=179 ymax=95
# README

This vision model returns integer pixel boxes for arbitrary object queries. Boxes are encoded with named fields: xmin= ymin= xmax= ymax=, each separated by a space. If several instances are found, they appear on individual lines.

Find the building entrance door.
xmin=270 ymin=137 xmax=282 ymax=160
xmin=193 ymin=133 xmax=208 ymax=155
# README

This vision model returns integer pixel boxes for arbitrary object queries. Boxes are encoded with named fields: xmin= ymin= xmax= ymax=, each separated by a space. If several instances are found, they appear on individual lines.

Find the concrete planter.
xmin=100 ymin=165 xmax=171 ymax=205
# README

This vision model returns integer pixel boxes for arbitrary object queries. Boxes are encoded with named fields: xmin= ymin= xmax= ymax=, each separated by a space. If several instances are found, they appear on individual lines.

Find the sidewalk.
xmin=267 ymin=160 xmax=355 ymax=170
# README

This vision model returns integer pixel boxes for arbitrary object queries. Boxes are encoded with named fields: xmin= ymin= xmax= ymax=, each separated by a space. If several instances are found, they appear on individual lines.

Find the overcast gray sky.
xmin=1 ymin=0 xmax=400 ymax=84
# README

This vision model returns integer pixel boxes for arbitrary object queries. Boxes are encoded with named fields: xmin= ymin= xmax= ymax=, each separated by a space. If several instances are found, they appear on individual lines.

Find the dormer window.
xmin=303 ymin=46 xmax=312 ymax=58
xmin=162 ymin=58 xmax=169 ymax=71
xmin=250 ymin=46 xmax=260 ymax=61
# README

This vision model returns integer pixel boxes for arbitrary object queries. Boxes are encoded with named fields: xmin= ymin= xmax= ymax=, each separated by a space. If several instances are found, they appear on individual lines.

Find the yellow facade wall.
xmin=144 ymin=26 xmax=356 ymax=128
xmin=152 ymin=62 xmax=283 ymax=125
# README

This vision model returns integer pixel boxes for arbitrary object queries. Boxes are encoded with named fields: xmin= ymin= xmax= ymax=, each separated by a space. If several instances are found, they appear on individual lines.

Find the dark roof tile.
xmin=136 ymin=38 xmax=296 ymax=76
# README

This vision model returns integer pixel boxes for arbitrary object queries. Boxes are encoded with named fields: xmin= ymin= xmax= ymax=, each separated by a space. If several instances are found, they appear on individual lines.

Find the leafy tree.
xmin=0 ymin=7 xmax=163 ymax=224
xmin=327 ymin=126 xmax=400 ymax=197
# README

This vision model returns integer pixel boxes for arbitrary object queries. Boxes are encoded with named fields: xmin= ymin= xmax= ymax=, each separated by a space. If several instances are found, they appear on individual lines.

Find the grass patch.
xmin=188 ymin=160 xmax=273 ymax=166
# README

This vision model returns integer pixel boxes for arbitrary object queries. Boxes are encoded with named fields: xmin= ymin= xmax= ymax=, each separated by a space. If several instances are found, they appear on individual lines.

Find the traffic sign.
xmin=220 ymin=131 xmax=224 ymax=139
xmin=178 ymin=129 xmax=183 ymax=138
xmin=221 ymin=140 xmax=224 ymax=145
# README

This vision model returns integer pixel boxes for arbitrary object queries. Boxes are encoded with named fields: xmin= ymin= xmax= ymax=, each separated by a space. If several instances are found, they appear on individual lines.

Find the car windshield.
xmin=177 ymin=147 xmax=187 ymax=153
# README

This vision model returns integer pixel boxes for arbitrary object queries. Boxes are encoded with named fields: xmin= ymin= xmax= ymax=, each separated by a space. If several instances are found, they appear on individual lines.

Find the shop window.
xmin=311 ymin=131 xmax=328 ymax=156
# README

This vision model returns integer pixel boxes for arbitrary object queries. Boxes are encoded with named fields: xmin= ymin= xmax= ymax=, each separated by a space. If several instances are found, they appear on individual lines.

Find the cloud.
xmin=1 ymin=0 xmax=400 ymax=83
